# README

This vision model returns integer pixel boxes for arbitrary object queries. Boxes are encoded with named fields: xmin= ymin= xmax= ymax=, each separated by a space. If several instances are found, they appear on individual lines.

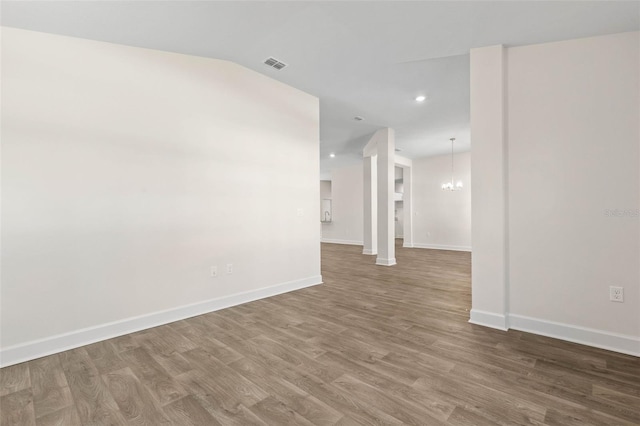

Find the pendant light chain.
xmin=450 ymin=138 xmax=454 ymax=187
xmin=442 ymin=137 xmax=463 ymax=191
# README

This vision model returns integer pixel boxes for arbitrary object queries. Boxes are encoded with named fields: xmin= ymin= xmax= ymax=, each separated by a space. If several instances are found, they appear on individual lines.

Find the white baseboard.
xmin=412 ymin=243 xmax=472 ymax=252
xmin=362 ymin=249 xmax=377 ymax=255
xmin=509 ymin=314 xmax=640 ymax=357
xmin=0 ymin=275 xmax=323 ymax=368
xmin=469 ymin=309 xmax=509 ymax=331
xmin=376 ymin=257 xmax=397 ymax=266
xmin=321 ymin=238 xmax=363 ymax=246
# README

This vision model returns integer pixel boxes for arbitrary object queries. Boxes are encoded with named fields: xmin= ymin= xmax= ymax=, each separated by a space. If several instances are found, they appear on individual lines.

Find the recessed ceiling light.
xmin=354 ymin=116 xmax=364 ymax=121
xmin=329 ymin=153 xmax=336 ymax=158
xmin=415 ymin=95 xmax=427 ymax=102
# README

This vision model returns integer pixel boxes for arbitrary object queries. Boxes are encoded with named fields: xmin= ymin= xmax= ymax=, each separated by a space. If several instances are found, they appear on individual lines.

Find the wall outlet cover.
xmin=609 ymin=286 xmax=624 ymax=302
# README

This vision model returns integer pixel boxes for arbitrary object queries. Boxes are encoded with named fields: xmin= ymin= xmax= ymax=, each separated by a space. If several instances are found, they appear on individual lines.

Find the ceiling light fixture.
xmin=442 ymin=138 xmax=463 ymax=191
xmin=329 ymin=153 xmax=336 ymax=158
xmin=415 ymin=95 xmax=426 ymax=102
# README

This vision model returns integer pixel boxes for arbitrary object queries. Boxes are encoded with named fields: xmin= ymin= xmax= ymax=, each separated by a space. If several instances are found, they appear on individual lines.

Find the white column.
xmin=401 ymin=165 xmax=413 ymax=248
xmin=363 ymin=155 xmax=377 ymax=255
xmin=376 ymin=129 xmax=396 ymax=266
xmin=469 ymin=45 xmax=509 ymax=330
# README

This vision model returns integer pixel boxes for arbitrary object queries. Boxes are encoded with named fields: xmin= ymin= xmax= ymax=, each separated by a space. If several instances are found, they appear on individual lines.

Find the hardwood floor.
xmin=2 ymin=242 xmax=639 ymax=425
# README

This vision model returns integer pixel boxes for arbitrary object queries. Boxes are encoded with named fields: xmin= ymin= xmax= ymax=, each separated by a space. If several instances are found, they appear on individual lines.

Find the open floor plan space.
xmin=1 ymin=243 xmax=639 ymax=425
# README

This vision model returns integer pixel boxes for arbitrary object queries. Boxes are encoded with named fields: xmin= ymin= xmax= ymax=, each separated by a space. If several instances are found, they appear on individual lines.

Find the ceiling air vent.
xmin=264 ymin=57 xmax=287 ymax=70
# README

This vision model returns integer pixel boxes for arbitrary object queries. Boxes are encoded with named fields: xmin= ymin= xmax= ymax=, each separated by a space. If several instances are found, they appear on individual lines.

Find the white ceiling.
xmin=3 ymin=1 xmax=639 ymax=179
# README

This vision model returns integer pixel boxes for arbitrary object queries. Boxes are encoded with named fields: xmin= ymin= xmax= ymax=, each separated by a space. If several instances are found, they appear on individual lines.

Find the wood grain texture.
xmin=1 ymin=241 xmax=639 ymax=425
xmin=28 ymin=355 xmax=74 ymax=419
xmin=0 ymin=364 xmax=30 ymax=397
xmin=162 ymin=395 xmax=222 ymax=426
xmin=34 ymin=406 xmax=81 ymax=426
xmin=118 ymin=348 xmax=187 ymax=407
xmin=102 ymin=367 xmax=171 ymax=425
xmin=0 ymin=388 xmax=35 ymax=426
xmin=58 ymin=348 xmax=127 ymax=426
xmin=85 ymin=341 xmax=127 ymax=375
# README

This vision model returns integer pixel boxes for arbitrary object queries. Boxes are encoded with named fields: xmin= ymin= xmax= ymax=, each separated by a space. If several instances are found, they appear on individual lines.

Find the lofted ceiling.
xmin=2 ymin=1 xmax=639 ymax=179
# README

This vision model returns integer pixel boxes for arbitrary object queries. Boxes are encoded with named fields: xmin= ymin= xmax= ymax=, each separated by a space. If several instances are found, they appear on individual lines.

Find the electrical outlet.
xmin=609 ymin=286 xmax=624 ymax=302
xmin=210 ymin=266 xmax=217 ymax=278
xmin=227 ymin=263 xmax=233 ymax=274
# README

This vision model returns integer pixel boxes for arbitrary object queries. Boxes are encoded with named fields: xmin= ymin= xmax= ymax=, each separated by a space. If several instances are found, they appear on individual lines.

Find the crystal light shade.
xmin=442 ymin=181 xmax=463 ymax=191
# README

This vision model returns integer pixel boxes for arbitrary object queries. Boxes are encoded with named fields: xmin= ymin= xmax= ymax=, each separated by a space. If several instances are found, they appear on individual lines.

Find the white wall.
xmin=320 ymin=180 xmax=332 ymax=200
xmin=508 ymin=32 xmax=639 ymax=343
xmin=471 ymin=31 xmax=640 ymax=356
xmin=1 ymin=28 xmax=321 ymax=365
xmin=321 ymin=163 xmax=364 ymax=245
xmin=324 ymin=154 xmax=472 ymax=250
xmin=469 ymin=44 xmax=509 ymax=330
xmin=412 ymin=152 xmax=471 ymax=251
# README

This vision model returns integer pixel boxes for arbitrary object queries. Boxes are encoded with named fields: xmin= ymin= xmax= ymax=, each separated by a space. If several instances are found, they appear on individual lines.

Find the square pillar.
xmin=363 ymin=155 xmax=377 ymax=255
xmin=376 ymin=129 xmax=396 ymax=266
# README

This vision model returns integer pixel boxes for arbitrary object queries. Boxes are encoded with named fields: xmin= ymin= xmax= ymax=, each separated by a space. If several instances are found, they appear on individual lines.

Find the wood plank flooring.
xmin=2 ymin=242 xmax=639 ymax=425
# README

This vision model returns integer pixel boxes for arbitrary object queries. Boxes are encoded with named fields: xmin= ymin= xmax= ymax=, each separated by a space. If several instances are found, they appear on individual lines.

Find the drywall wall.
xmin=1 ymin=28 xmax=321 ymax=365
xmin=507 ymin=32 xmax=639 ymax=343
xmin=471 ymin=31 xmax=639 ymax=355
xmin=469 ymin=44 xmax=508 ymax=330
xmin=320 ymin=163 xmax=364 ymax=245
xmin=412 ymin=152 xmax=471 ymax=251
xmin=324 ymin=154 xmax=471 ymax=250
xmin=320 ymin=180 xmax=332 ymax=200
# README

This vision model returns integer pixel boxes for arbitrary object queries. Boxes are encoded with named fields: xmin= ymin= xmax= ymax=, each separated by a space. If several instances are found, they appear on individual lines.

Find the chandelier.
xmin=442 ymin=138 xmax=463 ymax=191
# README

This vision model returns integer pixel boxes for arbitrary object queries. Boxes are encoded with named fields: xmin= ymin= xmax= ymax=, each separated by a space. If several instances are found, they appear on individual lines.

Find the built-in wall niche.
xmin=320 ymin=180 xmax=332 ymax=223
xmin=395 ymin=166 xmax=404 ymax=237
xmin=321 ymin=199 xmax=332 ymax=222
xmin=395 ymin=166 xmax=404 ymax=198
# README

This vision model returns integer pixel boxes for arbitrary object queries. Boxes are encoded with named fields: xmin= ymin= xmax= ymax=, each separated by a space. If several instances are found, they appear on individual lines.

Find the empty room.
xmin=1 ymin=1 xmax=639 ymax=425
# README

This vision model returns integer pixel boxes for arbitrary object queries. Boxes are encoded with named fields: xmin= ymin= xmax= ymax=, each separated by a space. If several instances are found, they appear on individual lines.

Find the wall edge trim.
xmin=0 ymin=275 xmax=323 ymax=367
xmin=412 ymin=243 xmax=472 ymax=252
xmin=509 ymin=314 xmax=640 ymax=357
xmin=320 ymin=238 xmax=363 ymax=246
xmin=469 ymin=309 xmax=509 ymax=331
